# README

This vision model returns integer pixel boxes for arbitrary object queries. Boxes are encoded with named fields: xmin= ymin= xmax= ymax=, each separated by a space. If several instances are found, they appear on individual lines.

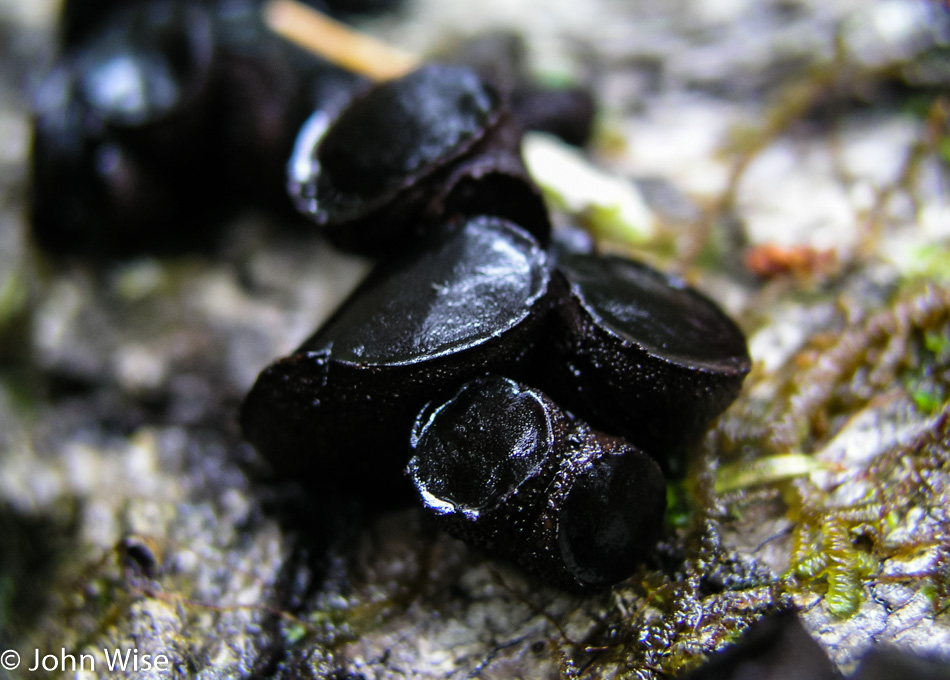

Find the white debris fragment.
xmin=738 ymin=137 xmax=858 ymax=254
xmin=842 ymin=0 xmax=950 ymax=68
xmin=522 ymin=131 xmax=656 ymax=244
xmin=615 ymin=93 xmax=744 ymax=199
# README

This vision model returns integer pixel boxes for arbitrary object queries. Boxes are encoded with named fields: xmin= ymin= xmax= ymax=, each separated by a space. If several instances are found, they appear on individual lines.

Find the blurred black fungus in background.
xmin=30 ymin=0 xmax=392 ymax=255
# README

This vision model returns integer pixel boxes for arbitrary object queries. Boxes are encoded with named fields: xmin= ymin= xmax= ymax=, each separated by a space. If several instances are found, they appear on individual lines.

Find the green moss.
xmin=666 ymin=481 xmax=692 ymax=528
xmin=938 ymin=135 xmax=950 ymax=164
xmin=282 ymin=621 xmax=308 ymax=646
xmin=901 ymin=244 xmax=950 ymax=283
xmin=776 ymin=406 xmax=950 ymax=619
xmin=902 ymin=319 xmax=950 ymax=415
xmin=911 ymin=387 xmax=945 ymax=415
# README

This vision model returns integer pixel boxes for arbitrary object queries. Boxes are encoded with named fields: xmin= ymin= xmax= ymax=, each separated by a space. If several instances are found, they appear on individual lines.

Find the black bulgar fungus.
xmin=237 ymin=40 xmax=750 ymax=589
xmin=31 ymin=0 xmax=369 ymax=255
xmin=310 ymin=64 xmax=500 ymax=202
xmin=678 ymin=609 xmax=837 ymax=680
xmin=239 ymin=235 xmax=751 ymax=587
xmin=511 ymin=86 xmax=597 ymax=148
xmin=31 ymin=1 xmax=222 ymax=253
xmin=851 ymin=647 xmax=950 ymax=680
xmin=288 ymin=63 xmax=550 ymax=253
xmin=445 ymin=32 xmax=597 ymax=147
xmin=211 ymin=0 xmax=368 ymax=213
xmin=408 ymin=375 xmax=666 ymax=590
xmin=73 ymin=2 xmax=216 ymax=137
xmin=240 ymin=216 xmax=552 ymax=504
xmin=544 ymin=252 xmax=752 ymax=472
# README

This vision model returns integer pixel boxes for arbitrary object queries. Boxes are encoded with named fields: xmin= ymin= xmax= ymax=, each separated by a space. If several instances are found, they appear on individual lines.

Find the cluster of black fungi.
xmin=32 ymin=0 xmax=750 ymax=590
xmin=240 ymin=64 xmax=753 ymax=590
xmin=30 ymin=0 xmax=592 ymax=255
xmin=29 ymin=5 xmax=950 ymax=673
xmin=30 ymin=0 xmax=752 ymax=592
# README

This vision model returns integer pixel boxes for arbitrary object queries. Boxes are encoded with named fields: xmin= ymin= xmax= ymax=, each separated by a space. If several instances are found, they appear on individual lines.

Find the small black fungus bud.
xmin=289 ymin=64 xmax=550 ymax=253
xmin=679 ymin=609 xmax=837 ymax=680
xmin=511 ymin=86 xmax=597 ymax=147
xmin=30 ymin=0 xmax=368 ymax=255
xmin=211 ymin=2 xmax=368 ymax=213
xmin=117 ymin=534 xmax=163 ymax=582
xmin=544 ymin=253 xmax=752 ymax=472
xmin=851 ymin=647 xmax=950 ymax=680
xmin=408 ymin=375 xmax=666 ymax=590
xmin=31 ymin=2 xmax=219 ymax=253
xmin=240 ymin=216 xmax=552 ymax=504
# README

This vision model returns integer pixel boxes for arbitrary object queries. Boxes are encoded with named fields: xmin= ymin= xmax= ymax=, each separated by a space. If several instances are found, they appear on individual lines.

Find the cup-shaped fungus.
xmin=545 ymin=253 xmax=752 ymax=473
xmin=240 ymin=216 xmax=553 ymax=504
xmin=408 ymin=376 xmax=666 ymax=590
xmin=288 ymin=64 xmax=550 ymax=253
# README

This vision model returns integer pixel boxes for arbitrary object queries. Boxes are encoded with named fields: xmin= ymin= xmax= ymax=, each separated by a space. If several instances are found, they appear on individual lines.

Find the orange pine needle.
xmin=262 ymin=0 xmax=419 ymax=81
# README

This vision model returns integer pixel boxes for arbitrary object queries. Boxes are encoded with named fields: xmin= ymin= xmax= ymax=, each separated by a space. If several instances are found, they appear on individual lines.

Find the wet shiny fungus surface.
xmin=315 ymin=64 xmax=500 ymax=202
xmin=559 ymin=253 xmax=750 ymax=372
xmin=240 ymin=216 xmax=552 ymax=504
xmin=408 ymin=377 xmax=558 ymax=517
xmin=307 ymin=215 xmax=549 ymax=366
xmin=542 ymin=253 xmax=753 ymax=468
